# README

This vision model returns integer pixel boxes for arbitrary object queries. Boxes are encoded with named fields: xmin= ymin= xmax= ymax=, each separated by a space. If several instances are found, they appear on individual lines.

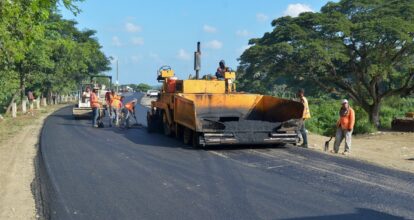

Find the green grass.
xmin=305 ymin=97 xmax=414 ymax=136
xmin=0 ymin=105 xmax=65 ymax=143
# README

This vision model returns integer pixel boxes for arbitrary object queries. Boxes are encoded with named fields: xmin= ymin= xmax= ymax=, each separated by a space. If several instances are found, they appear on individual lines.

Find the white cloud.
xmin=112 ymin=36 xmax=122 ymax=47
xmin=149 ymin=52 xmax=163 ymax=63
xmin=236 ymin=29 xmax=250 ymax=37
xmin=256 ymin=13 xmax=269 ymax=22
xmin=149 ymin=52 xmax=159 ymax=59
xmin=131 ymin=55 xmax=143 ymax=63
xmin=125 ymin=22 xmax=142 ymax=33
xmin=131 ymin=37 xmax=144 ymax=46
xmin=284 ymin=3 xmax=313 ymax=17
xmin=205 ymin=40 xmax=223 ymax=49
xmin=177 ymin=49 xmax=191 ymax=60
xmin=203 ymin=24 xmax=217 ymax=33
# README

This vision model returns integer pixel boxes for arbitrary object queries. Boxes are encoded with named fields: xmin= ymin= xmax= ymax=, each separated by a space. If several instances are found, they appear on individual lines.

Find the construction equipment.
xmin=392 ymin=112 xmax=414 ymax=132
xmin=146 ymin=43 xmax=304 ymax=147
xmin=72 ymin=75 xmax=112 ymax=119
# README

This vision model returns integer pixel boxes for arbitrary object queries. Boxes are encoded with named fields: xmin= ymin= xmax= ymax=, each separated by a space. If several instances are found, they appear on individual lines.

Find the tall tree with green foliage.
xmin=238 ymin=0 xmax=414 ymax=127
xmin=0 ymin=0 xmax=110 ymax=113
xmin=136 ymin=83 xmax=153 ymax=92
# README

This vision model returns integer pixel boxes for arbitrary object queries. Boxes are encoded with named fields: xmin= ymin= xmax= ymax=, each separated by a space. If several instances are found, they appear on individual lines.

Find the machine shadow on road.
xmin=280 ymin=208 xmax=405 ymax=220
xmin=110 ymin=125 xmax=291 ymax=152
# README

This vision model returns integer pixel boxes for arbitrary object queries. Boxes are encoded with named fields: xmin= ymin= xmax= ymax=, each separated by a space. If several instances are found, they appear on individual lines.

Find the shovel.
xmin=324 ymin=137 xmax=333 ymax=152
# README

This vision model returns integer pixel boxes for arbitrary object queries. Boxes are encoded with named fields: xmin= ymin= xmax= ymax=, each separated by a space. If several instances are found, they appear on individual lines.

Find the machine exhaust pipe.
xmin=194 ymin=42 xmax=201 ymax=79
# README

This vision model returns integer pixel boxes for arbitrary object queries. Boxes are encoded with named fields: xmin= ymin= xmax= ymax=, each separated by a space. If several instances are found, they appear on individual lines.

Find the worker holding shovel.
xmin=121 ymin=98 xmax=138 ymax=129
xmin=332 ymin=99 xmax=355 ymax=155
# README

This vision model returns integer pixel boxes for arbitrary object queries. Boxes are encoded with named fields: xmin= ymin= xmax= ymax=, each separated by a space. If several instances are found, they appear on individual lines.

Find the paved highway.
xmin=39 ymin=92 xmax=414 ymax=220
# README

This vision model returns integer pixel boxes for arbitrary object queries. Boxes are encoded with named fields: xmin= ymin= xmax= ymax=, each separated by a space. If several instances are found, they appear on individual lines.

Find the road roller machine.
xmin=147 ymin=66 xmax=304 ymax=147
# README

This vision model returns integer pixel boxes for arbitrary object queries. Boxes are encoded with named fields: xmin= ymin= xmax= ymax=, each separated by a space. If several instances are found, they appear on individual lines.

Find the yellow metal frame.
xmin=160 ymin=69 xmax=174 ymax=78
xmin=224 ymin=71 xmax=236 ymax=79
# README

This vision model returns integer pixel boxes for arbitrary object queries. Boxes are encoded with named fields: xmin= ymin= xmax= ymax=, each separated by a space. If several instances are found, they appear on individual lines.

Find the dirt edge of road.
xmin=0 ymin=104 xmax=68 ymax=220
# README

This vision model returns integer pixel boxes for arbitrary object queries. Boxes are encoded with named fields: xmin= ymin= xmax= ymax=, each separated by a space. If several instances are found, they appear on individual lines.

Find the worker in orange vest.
xmin=333 ymin=99 xmax=355 ymax=155
xmin=90 ymin=88 xmax=101 ymax=128
xmin=110 ymin=92 xmax=122 ymax=127
xmin=121 ymin=98 xmax=137 ymax=128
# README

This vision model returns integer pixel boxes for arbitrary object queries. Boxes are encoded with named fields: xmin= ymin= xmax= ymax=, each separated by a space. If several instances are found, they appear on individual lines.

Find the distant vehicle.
xmin=72 ymin=75 xmax=112 ymax=119
xmin=146 ymin=90 xmax=159 ymax=98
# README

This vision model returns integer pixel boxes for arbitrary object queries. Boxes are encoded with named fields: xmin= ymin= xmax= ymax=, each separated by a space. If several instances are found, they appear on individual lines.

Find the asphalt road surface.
xmin=39 ymin=92 xmax=414 ymax=220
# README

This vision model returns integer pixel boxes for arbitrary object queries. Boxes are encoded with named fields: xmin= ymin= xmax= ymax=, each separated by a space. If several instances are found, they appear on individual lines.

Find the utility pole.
xmin=116 ymin=59 xmax=119 ymax=92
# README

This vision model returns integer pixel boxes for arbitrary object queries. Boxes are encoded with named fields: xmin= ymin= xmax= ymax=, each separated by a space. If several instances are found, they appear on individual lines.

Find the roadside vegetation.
xmin=0 ymin=104 xmax=65 ymax=143
xmin=0 ymin=0 xmax=110 ymax=115
xmin=237 ymin=0 xmax=414 ymax=132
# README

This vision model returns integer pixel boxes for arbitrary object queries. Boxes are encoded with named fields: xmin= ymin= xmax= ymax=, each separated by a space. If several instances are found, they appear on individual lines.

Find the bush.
xmin=380 ymin=97 xmax=414 ymax=129
xmin=352 ymin=105 xmax=377 ymax=134
xmin=306 ymin=96 xmax=414 ymax=135
xmin=306 ymin=98 xmax=339 ymax=136
xmin=306 ymin=97 xmax=377 ymax=135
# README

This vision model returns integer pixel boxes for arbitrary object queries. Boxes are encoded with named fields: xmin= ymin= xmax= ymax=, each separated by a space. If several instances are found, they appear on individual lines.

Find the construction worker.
xmin=333 ymin=99 xmax=355 ymax=155
xmin=297 ymin=89 xmax=311 ymax=148
xmin=105 ymin=90 xmax=114 ymax=125
xmin=27 ymin=90 xmax=35 ymax=116
xmin=121 ymin=98 xmax=137 ymax=128
xmin=215 ymin=60 xmax=227 ymax=80
xmin=110 ymin=91 xmax=121 ymax=127
xmin=90 ymin=88 xmax=101 ymax=128
xmin=82 ymin=87 xmax=91 ymax=103
xmin=105 ymin=90 xmax=113 ymax=112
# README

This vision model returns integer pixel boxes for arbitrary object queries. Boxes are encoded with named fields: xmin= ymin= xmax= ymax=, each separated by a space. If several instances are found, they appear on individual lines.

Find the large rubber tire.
xmin=147 ymin=112 xmax=154 ymax=133
xmin=163 ymin=113 xmax=172 ymax=136
xmin=192 ymin=132 xmax=201 ymax=148
xmin=183 ymin=127 xmax=192 ymax=145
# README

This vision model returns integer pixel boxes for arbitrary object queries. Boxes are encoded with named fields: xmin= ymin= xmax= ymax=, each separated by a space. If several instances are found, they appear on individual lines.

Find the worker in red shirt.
xmin=333 ymin=99 xmax=355 ymax=155
xmin=105 ymin=90 xmax=114 ymax=119
xmin=90 ymin=88 xmax=101 ymax=128
xmin=121 ymin=98 xmax=137 ymax=128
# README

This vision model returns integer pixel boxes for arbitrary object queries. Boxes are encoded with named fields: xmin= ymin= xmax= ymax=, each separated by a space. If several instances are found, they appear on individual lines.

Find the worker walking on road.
xmin=121 ymin=98 xmax=137 ymax=128
xmin=27 ymin=90 xmax=35 ymax=116
xmin=90 ymin=88 xmax=101 ymax=128
xmin=297 ymin=89 xmax=311 ymax=148
xmin=333 ymin=99 xmax=355 ymax=155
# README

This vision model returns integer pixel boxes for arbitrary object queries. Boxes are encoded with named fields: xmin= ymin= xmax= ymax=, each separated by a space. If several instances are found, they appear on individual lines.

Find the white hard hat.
xmin=342 ymin=99 xmax=348 ymax=104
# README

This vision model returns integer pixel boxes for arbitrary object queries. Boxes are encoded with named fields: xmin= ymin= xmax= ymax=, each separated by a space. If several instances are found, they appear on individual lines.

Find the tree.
xmin=238 ymin=0 xmax=414 ymax=127
xmin=136 ymin=83 xmax=153 ymax=92
xmin=0 ymin=0 xmax=110 ymax=113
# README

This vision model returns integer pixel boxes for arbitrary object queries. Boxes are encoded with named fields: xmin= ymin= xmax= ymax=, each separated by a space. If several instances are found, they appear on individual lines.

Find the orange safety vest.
xmin=111 ymin=95 xmax=121 ymax=108
xmin=337 ymin=107 xmax=355 ymax=130
xmin=90 ymin=92 xmax=100 ymax=108
xmin=125 ymin=102 xmax=134 ymax=111
xmin=301 ymin=96 xmax=311 ymax=120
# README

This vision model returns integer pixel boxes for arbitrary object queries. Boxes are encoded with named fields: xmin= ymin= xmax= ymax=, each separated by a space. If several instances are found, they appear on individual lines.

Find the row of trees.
xmin=0 ymin=0 xmax=110 ymax=114
xmin=238 ymin=0 xmax=414 ymax=128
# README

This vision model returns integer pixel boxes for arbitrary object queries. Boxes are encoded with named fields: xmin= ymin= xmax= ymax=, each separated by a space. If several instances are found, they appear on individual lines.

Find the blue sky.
xmin=60 ymin=0 xmax=331 ymax=85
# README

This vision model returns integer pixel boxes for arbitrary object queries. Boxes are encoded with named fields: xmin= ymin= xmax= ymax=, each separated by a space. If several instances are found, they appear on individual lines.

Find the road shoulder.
xmin=0 ymin=105 xmax=68 ymax=220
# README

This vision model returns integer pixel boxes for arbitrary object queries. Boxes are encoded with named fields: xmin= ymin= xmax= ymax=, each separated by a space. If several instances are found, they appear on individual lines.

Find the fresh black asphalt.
xmin=38 ymin=92 xmax=414 ymax=220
